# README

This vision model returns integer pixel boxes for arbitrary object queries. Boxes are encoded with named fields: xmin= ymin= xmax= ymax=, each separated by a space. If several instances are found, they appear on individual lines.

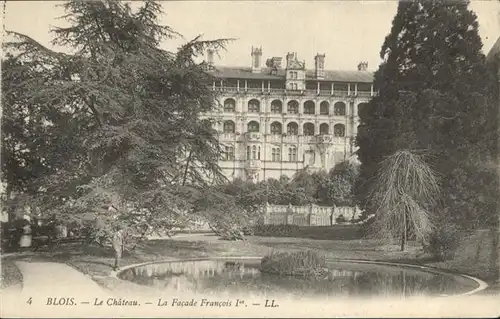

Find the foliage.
xmin=355 ymin=0 xmax=498 ymax=228
xmin=2 ymin=0 xmax=234 ymax=246
xmin=367 ymin=150 xmax=439 ymax=251
xmin=423 ymin=223 xmax=461 ymax=261
xmin=220 ymin=161 xmax=360 ymax=209
xmin=192 ymin=185 xmax=255 ymax=240
xmin=335 ymin=215 xmax=347 ymax=224
xmin=219 ymin=229 xmax=245 ymax=241
xmin=326 ymin=161 xmax=359 ymax=206
xmin=260 ymin=250 xmax=328 ymax=277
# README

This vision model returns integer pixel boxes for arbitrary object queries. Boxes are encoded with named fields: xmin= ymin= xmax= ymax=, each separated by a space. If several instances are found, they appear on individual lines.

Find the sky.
xmin=2 ymin=1 xmax=500 ymax=71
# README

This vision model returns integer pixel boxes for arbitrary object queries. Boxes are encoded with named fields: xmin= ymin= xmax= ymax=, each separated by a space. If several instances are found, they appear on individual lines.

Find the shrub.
xmin=424 ymin=223 xmax=461 ymax=261
xmin=241 ymin=226 xmax=255 ymax=236
xmin=335 ymin=214 xmax=347 ymax=224
xmin=219 ymin=228 xmax=245 ymax=241
xmin=260 ymin=250 xmax=328 ymax=277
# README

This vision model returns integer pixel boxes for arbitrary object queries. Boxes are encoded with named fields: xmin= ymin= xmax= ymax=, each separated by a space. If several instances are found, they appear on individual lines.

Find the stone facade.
xmin=262 ymin=203 xmax=362 ymax=227
xmin=204 ymin=48 xmax=375 ymax=182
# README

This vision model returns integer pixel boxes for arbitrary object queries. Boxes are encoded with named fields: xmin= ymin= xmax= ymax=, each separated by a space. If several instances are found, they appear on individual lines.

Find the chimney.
xmin=251 ymin=46 xmax=263 ymax=73
xmin=314 ymin=53 xmax=325 ymax=79
xmin=207 ymin=49 xmax=214 ymax=69
xmin=286 ymin=52 xmax=294 ymax=68
xmin=357 ymin=61 xmax=368 ymax=71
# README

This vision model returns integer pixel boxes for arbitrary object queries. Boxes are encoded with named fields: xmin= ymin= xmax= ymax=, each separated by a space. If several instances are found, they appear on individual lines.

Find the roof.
xmin=209 ymin=66 xmax=374 ymax=83
xmin=486 ymin=37 xmax=500 ymax=63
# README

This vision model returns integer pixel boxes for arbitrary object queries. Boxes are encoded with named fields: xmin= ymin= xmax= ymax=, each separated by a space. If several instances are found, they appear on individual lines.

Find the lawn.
xmin=1 ymin=228 xmax=497 ymax=294
xmin=1 ymin=256 xmax=23 ymax=290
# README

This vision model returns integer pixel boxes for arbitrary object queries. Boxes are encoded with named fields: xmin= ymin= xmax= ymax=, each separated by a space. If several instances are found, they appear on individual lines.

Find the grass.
xmin=253 ymin=225 xmax=364 ymax=240
xmin=1 ymin=228 xmax=498 ymax=294
xmin=260 ymin=250 xmax=328 ymax=277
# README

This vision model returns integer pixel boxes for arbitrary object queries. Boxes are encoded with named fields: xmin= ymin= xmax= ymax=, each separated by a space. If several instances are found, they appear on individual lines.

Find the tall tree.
xmin=2 ymin=0 xmax=231 ymax=268
xmin=356 ymin=0 xmax=498 ymax=228
xmin=326 ymin=161 xmax=360 ymax=207
xmin=486 ymin=36 xmax=500 ymax=284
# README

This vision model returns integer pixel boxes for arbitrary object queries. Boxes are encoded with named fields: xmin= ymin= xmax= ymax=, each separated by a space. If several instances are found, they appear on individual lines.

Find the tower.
xmin=314 ymin=54 xmax=325 ymax=79
xmin=251 ymin=46 xmax=262 ymax=73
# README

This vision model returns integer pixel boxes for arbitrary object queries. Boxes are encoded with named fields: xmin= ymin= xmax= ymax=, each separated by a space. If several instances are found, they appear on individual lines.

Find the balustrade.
xmin=283 ymin=135 xmax=299 ymax=143
xmin=208 ymin=85 xmax=377 ymax=98
xmin=245 ymin=132 xmax=262 ymax=142
xmin=316 ymin=134 xmax=334 ymax=144
xmin=266 ymin=134 xmax=282 ymax=143
xmin=219 ymin=133 xmax=236 ymax=141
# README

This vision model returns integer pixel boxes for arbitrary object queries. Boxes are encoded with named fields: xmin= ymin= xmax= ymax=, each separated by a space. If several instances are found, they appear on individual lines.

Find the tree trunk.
xmin=182 ymin=150 xmax=193 ymax=186
xmin=401 ymin=231 xmax=406 ymax=251
xmin=488 ymin=227 xmax=499 ymax=282
xmin=401 ymin=211 xmax=407 ymax=251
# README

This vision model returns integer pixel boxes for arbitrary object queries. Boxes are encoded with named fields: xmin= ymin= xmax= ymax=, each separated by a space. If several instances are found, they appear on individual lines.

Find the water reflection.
xmin=118 ymin=259 xmax=476 ymax=297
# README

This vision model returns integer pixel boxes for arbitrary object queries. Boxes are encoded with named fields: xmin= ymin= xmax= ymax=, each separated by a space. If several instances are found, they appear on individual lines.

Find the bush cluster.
xmin=260 ymin=250 xmax=328 ymax=277
xmin=335 ymin=214 xmax=347 ymax=223
xmin=423 ymin=224 xmax=461 ymax=261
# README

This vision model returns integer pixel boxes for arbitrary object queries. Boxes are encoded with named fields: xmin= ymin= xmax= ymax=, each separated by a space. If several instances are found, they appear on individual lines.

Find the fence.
xmin=262 ymin=203 xmax=362 ymax=226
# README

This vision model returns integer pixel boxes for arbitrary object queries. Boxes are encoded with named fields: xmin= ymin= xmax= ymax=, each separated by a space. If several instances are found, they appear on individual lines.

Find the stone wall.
xmin=262 ymin=202 xmax=362 ymax=226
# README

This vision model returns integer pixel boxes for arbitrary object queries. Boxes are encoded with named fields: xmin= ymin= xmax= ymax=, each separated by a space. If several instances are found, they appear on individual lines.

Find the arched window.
xmin=271 ymin=147 xmax=281 ymax=162
xmin=270 ymin=121 xmax=282 ymax=135
xmin=288 ymin=147 xmax=297 ymax=162
xmin=358 ymin=103 xmax=369 ymax=117
xmin=334 ymin=102 xmax=346 ymax=116
xmin=320 ymin=101 xmax=329 ymax=115
xmin=223 ymin=120 xmax=235 ymax=133
xmin=252 ymin=145 xmax=257 ymax=160
xmin=224 ymin=98 xmax=236 ymax=112
xmin=334 ymin=124 xmax=345 ymax=137
xmin=248 ymin=99 xmax=260 ymax=113
xmin=287 ymin=100 xmax=299 ymax=114
xmin=287 ymin=122 xmax=298 ymax=135
xmin=247 ymin=121 xmax=260 ymax=133
xmin=320 ymin=123 xmax=329 ymax=135
xmin=304 ymin=101 xmax=315 ymax=114
xmin=303 ymin=122 xmax=315 ymax=136
xmin=271 ymin=100 xmax=282 ymax=113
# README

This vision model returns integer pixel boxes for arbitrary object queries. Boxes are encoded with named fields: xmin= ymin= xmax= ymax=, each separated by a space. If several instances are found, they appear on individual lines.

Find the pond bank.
xmin=1 ymin=229 xmax=497 ymax=295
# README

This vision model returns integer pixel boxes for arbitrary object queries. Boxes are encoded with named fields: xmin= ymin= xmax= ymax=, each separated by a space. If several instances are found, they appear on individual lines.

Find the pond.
xmin=118 ymin=258 xmax=482 ymax=298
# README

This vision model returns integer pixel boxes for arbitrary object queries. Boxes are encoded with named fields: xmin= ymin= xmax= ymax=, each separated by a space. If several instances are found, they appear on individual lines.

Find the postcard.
xmin=1 ymin=0 xmax=500 ymax=318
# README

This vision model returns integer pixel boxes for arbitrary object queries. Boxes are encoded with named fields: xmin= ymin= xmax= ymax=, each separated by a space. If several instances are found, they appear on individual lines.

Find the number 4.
xmin=26 ymin=297 xmax=32 ymax=305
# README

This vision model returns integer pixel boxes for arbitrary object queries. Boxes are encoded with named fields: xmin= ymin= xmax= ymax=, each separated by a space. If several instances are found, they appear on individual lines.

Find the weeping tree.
xmin=368 ymin=150 xmax=440 ymax=251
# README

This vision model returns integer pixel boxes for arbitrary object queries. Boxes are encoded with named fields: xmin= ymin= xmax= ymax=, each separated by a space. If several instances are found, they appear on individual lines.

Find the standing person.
xmin=112 ymin=227 xmax=124 ymax=271
xmin=19 ymin=219 xmax=32 ymax=249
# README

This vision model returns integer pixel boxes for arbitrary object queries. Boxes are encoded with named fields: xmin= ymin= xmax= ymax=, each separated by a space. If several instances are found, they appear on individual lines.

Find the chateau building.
xmin=204 ymin=47 xmax=376 ymax=182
